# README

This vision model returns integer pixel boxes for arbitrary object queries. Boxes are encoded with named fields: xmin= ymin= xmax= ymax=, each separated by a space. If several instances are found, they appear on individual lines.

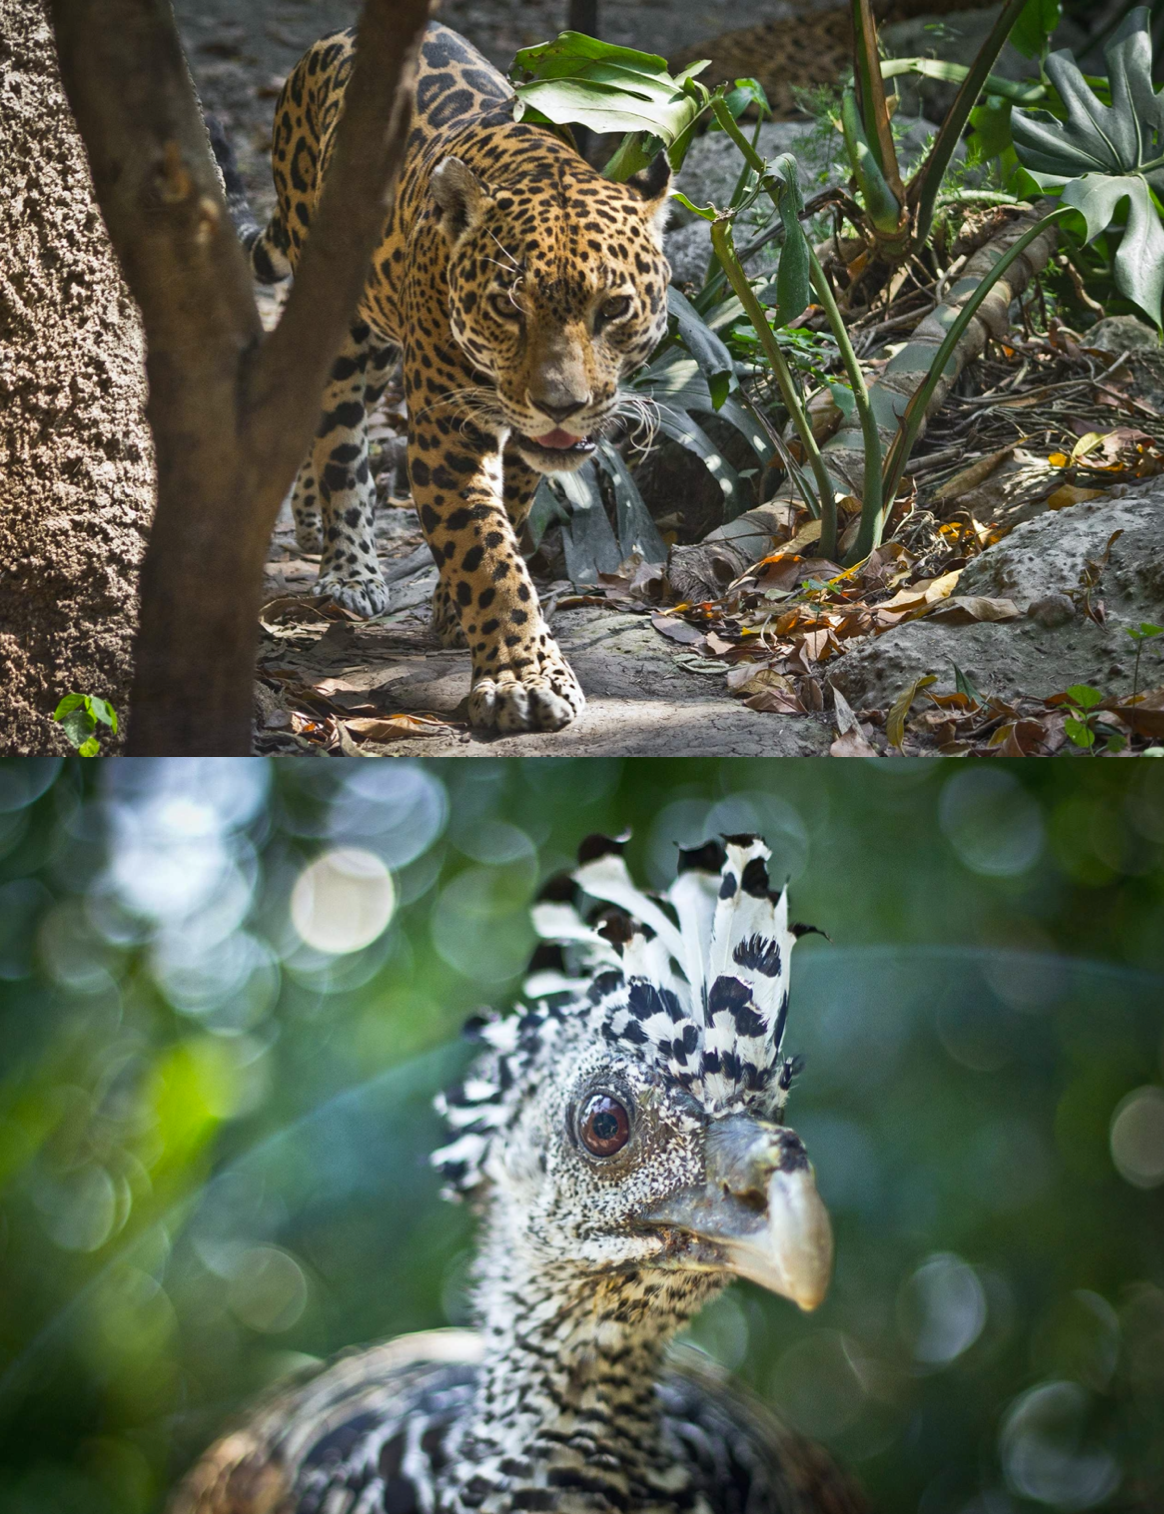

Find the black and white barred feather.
xmin=435 ymin=834 xmax=817 ymax=1196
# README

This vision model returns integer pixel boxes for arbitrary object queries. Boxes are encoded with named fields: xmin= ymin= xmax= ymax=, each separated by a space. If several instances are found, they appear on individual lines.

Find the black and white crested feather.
xmin=435 ymin=834 xmax=808 ymax=1196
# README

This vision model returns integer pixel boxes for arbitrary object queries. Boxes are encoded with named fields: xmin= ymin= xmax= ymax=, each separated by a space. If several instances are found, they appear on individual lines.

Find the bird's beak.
xmin=642 ymin=1113 xmax=833 ymax=1312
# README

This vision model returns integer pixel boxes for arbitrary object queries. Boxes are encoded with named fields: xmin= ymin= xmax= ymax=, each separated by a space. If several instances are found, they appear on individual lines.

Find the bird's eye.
xmin=598 ymin=295 xmax=632 ymax=323
xmin=578 ymin=1093 xmax=631 ymax=1157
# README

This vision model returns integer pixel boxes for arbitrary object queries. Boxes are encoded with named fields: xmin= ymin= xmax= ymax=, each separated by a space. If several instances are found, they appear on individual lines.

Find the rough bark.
xmin=49 ymin=0 xmax=431 ymax=755
xmin=0 ymin=0 xmax=154 ymax=754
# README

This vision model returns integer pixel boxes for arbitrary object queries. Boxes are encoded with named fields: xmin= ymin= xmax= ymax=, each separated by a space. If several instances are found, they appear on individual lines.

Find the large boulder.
xmin=829 ymin=479 xmax=1164 ymax=710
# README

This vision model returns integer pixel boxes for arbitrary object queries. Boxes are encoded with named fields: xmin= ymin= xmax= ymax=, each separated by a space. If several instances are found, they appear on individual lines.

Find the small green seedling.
xmin=1125 ymin=622 xmax=1164 ymax=701
xmin=53 ymin=694 xmax=117 ymax=756
xmin=1060 ymin=684 xmax=1127 ymax=753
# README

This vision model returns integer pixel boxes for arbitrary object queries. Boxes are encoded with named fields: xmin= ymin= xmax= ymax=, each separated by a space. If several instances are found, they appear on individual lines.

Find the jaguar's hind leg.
xmin=289 ymin=462 xmax=324 ymax=556
xmin=307 ymin=321 xmax=395 ymax=618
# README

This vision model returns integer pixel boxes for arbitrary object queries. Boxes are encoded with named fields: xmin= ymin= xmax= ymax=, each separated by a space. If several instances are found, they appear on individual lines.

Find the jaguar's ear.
xmin=430 ymin=157 xmax=491 ymax=245
xmin=625 ymin=152 xmax=672 ymax=240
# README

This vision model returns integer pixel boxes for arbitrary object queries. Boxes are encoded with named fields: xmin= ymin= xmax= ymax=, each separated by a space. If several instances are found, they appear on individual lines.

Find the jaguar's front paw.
xmin=313 ymin=568 xmax=390 ymax=619
xmin=468 ymin=646 xmax=585 ymax=733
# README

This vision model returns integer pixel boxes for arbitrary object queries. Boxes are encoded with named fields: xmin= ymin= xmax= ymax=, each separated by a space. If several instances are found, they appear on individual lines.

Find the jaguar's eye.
xmin=599 ymin=295 xmax=632 ymax=323
xmin=489 ymin=292 xmax=521 ymax=321
xmin=579 ymin=1093 xmax=631 ymax=1157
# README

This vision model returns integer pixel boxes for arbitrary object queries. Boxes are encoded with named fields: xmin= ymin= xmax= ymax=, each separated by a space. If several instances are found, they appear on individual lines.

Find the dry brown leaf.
xmin=1099 ymin=686 xmax=1164 ymax=738
xmin=886 ymin=673 xmax=937 ymax=749
xmin=932 ymin=446 xmax=1016 ymax=506
xmin=989 ymin=719 xmax=1044 ymax=756
xmin=1046 ymin=484 xmax=1106 ymax=511
xmin=732 ymin=667 xmax=800 ymax=701
xmin=344 ymin=714 xmax=451 ymax=741
xmin=877 ymin=571 xmax=961 ymax=615
xmin=925 ymin=595 xmax=1021 ymax=625
xmin=830 ymin=727 xmax=879 ymax=757
xmin=651 ymin=613 xmax=704 ymax=645
xmin=831 ymin=683 xmax=858 ymax=736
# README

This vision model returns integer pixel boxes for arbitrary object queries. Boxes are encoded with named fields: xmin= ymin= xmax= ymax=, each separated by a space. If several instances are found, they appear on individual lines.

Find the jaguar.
xmin=218 ymin=21 xmax=672 ymax=733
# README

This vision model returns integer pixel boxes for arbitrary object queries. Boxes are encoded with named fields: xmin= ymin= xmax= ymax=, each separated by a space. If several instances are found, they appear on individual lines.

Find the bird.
xmin=169 ymin=832 xmax=866 ymax=1514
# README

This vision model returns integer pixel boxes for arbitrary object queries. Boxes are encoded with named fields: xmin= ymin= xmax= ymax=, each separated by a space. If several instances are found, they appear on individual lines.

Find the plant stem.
xmin=711 ymin=95 xmax=883 ymax=560
xmin=805 ymin=244 xmax=884 ymax=562
xmin=904 ymin=0 xmax=1030 ymax=249
xmin=880 ymin=206 xmax=1071 ymax=509
xmin=710 ymin=217 xmax=838 ymax=557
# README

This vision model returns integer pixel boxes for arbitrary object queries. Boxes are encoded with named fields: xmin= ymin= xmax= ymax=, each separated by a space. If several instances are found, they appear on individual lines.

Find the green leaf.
xmin=667 ymin=286 xmax=736 ymax=401
xmin=764 ymin=154 xmax=810 ymax=326
xmin=52 ymin=693 xmax=87 ymax=720
xmin=1009 ymin=0 xmax=1062 ymax=61
xmin=87 ymin=696 xmax=117 ymax=733
xmin=1066 ymin=683 xmax=1104 ymax=708
xmin=1064 ymin=715 xmax=1095 ymax=747
xmin=77 ymin=736 xmax=101 ymax=758
xmin=654 ymin=408 xmax=745 ymax=515
xmin=953 ymin=663 xmax=984 ymax=708
xmin=826 ymin=382 xmax=857 ymax=420
xmin=513 ymin=32 xmax=669 ymax=77
xmin=1061 ymin=173 xmax=1164 ymax=324
xmin=1127 ymin=621 xmax=1164 ymax=640
xmin=671 ymin=190 xmax=716 ymax=221
xmin=967 ymin=96 xmax=1016 ymax=164
xmin=594 ymin=440 xmax=668 ymax=562
xmin=556 ymin=461 xmax=623 ymax=582
xmin=527 ymin=479 xmax=566 ymax=551
xmin=1010 ymin=10 xmax=1164 ymax=325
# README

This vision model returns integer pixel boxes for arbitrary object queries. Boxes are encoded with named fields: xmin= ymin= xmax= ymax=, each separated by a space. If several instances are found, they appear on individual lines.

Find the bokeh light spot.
xmin=1001 ymin=1381 xmax=1119 ymax=1510
xmin=291 ymin=849 xmax=396 ymax=955
xmin=1110 ymin=1085 xmax=1164 ymax=1188
xmin=226 ymin=1246 xmax=308 ymax=1333
xmin=939 ymin=769 xmax=1043 ymax=876
xmin=897 ymin=1253 xmax=987 ymax=1366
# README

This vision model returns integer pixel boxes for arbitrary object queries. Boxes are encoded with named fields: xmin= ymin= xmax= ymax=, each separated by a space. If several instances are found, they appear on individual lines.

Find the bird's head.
xmin=434 ymin=834 xmax=833 ymax=1321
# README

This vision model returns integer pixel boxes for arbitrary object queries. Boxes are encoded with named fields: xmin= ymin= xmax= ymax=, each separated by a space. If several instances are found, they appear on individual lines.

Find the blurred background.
xmin=0 ymin=757 xmax=1161 ymax=1514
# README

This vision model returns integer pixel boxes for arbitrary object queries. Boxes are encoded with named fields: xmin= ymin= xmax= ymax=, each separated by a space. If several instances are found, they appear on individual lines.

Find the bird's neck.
xmin=446 ymin=1218 xmax=713 ymax=1514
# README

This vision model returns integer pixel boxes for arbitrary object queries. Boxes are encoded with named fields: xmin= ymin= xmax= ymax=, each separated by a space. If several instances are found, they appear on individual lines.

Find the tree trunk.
xmin=0 ymin=0 xmax=154 ymax=755
xmin=49 ymin=0 xmax=431 ymax=755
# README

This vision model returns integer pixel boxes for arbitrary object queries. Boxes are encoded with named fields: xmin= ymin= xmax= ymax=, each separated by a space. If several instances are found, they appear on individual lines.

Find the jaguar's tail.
xmin=205 ymin=113 xmax=292 ymax=286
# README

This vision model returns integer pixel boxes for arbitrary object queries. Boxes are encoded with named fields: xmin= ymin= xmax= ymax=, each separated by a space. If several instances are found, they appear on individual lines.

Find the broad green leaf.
xmin=1066 ymin=683 xmax=1104 ymax=709
xmin=968 ymin=96 xmax=1016 ymax=163
xmin=670 ymin=190 xmax=716 ymax=221
xmin=1011 ymin=9 xmax=1164 ymax=323
xmin=654 ymin=408 xmax=744 ymax=513
xmin=556 ymin=461 xmax=623 ymax=582
xmin=77 ymin=737 xmax=101 ymax=758
xmin=667 ymin=286 xmax=735 ymax=399
xmin=1064 ymin=715 xmax=1095 ymax=747
xmin=52 ymin=693 xmax=87 ymax=720
xmin=527 ymin=479 xmax=565 ymax=551
xmin=513 ymin=32 xmax=668 ymax=76
xmin=515 ymin=77 xmax=701 ymax=142
xmin=87 ymin=696 xmax=117 ymax=732
xmin=57 ymin=708 xmax=95 ymax=749
xmin=1060 ymin=174 xmax=1164 ymax=326
xmin=595 ymin=441 xmax=668 ymax=563
xmin=1009 ymin=0 xmax=1061 ymax=61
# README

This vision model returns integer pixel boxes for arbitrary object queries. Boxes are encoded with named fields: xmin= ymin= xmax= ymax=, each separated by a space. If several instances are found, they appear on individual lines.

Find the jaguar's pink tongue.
xmin=532 ymin=428 xmax=584 ymax=449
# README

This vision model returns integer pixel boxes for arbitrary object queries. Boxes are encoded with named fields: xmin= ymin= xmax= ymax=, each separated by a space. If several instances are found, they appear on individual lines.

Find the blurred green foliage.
xmin=0 ymin=757 xmax=1161 ymax=1514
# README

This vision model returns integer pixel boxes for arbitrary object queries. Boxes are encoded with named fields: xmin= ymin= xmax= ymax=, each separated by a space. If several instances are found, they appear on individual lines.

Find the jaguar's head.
xmin=429 ymin=149 xmax=671 ymax=472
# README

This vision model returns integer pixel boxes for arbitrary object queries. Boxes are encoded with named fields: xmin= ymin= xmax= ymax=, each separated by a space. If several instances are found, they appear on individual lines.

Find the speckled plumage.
xmin=169 ymin=835 xmax=864 ymax=1514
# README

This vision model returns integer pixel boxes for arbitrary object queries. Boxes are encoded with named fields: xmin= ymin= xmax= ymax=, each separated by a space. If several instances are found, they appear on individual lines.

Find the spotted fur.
xmin=229 ymin=22 xmax=672 ymax=732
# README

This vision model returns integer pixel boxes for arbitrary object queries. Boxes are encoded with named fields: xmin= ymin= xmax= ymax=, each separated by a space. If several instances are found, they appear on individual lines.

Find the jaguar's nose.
xmin=529 ymin=395 xmax=588 ymax=425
